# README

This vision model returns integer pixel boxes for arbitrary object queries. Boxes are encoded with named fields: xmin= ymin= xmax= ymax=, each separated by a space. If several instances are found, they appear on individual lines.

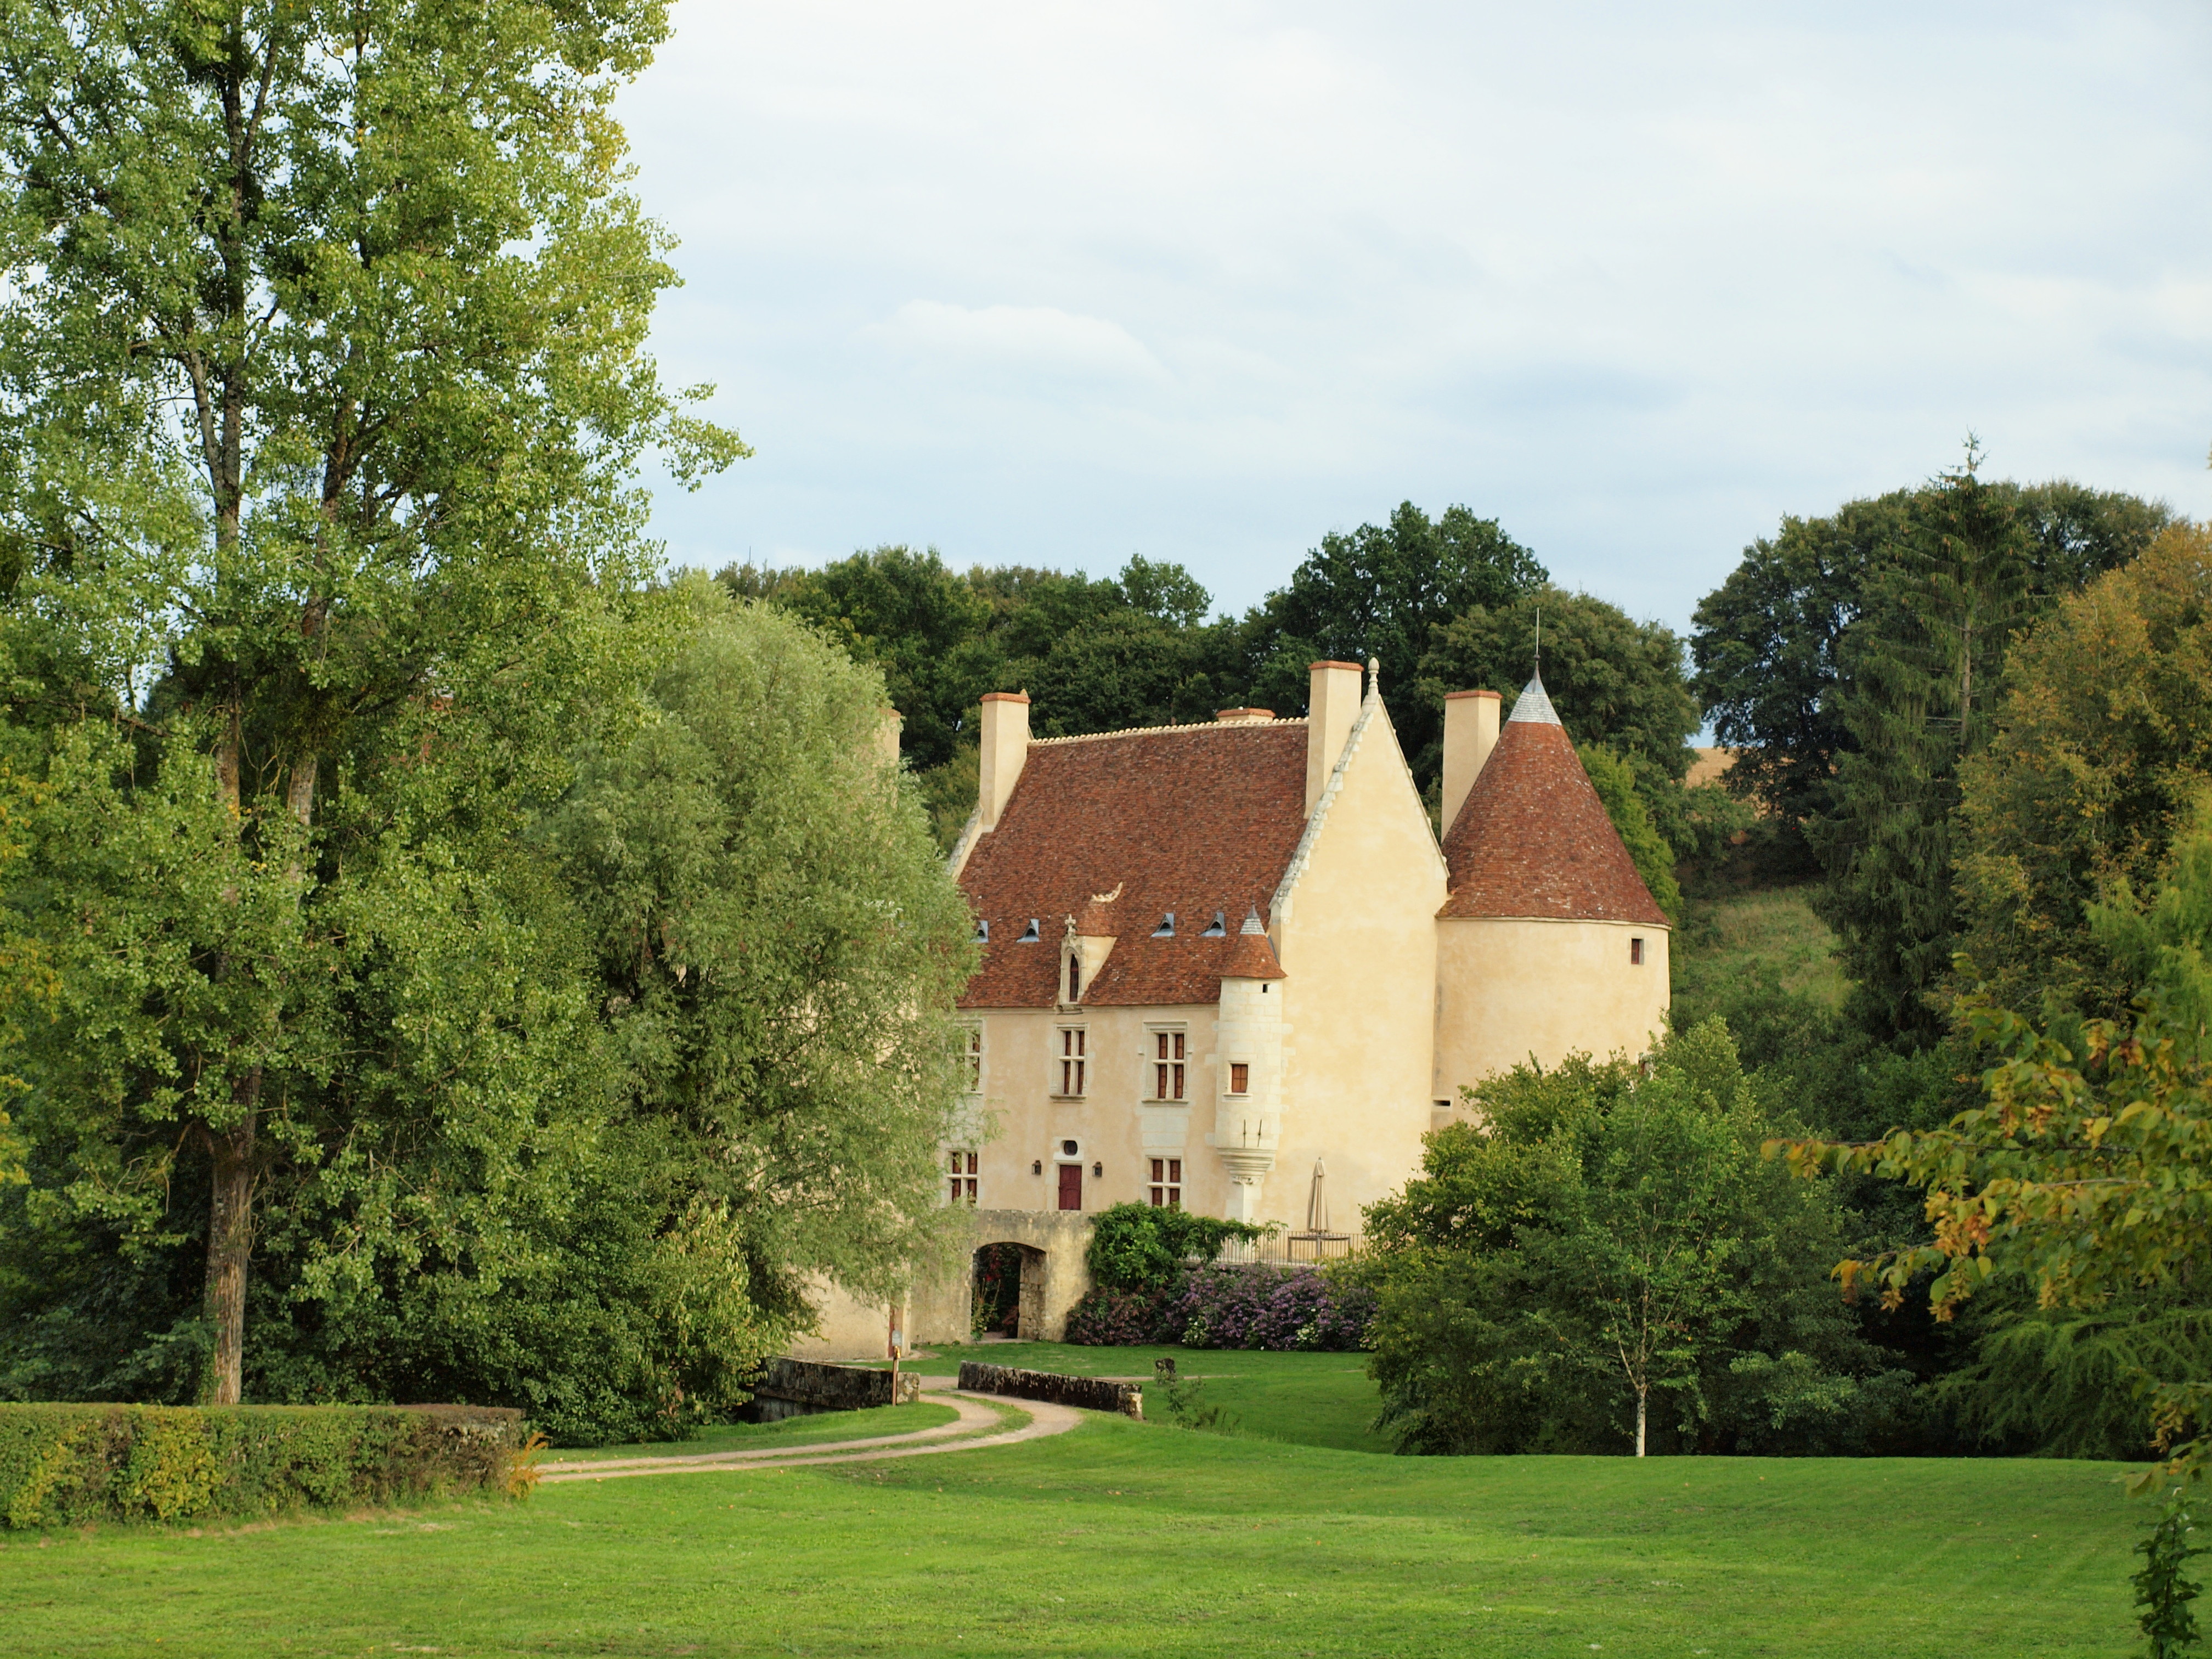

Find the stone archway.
xmin=907 ymin=1209 xmax=1096 ymax=1346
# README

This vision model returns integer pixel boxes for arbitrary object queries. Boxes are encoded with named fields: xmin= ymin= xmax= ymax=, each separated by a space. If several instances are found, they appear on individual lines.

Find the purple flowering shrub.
xmin=1061 ymin=1286 xmax=1174 ymax=1347
xmin=1065 ymin=1265 xmax=1378 ymax=1351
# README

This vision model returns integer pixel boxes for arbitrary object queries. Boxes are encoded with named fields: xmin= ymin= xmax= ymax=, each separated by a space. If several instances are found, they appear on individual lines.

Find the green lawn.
xmin=889 ymin=1341 xmax=1392 ymax=1453
xmin=2 ymin=1405 xmax=2145 ymax=1657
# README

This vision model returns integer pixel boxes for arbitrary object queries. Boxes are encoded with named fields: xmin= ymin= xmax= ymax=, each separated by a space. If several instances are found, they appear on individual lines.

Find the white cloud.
xmin=862 ymin=301 xmax=1170 ymax=385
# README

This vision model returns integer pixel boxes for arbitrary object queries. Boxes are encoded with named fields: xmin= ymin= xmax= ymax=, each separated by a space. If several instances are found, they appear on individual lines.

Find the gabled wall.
xmin=1259 ymin=690 xmax=1448 ymax=1228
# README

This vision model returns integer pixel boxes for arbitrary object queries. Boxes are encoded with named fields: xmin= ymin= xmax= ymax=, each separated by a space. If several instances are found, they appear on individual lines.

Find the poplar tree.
xmin=0 ymin=2 xmax=741 ymax=1404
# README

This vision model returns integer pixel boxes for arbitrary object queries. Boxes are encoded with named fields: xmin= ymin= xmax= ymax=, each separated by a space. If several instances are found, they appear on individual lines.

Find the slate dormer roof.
xmin=958 ymin=720 xmax=1308 ymax=1007
xmin=1438 ymin=675 xmax=1671 ymax=928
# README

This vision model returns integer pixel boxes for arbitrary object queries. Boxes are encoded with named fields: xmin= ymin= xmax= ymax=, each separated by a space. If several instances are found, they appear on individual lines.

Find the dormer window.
xmin=1017 ymin=918 xmax=1040 ymax=943
xmin=1066 ymin=952 xmax=1082 ymax=1002
xmin=973 ymin=918 xmax=989 ymax=942
xmin=1152 ymin=913 xmax=1175 ymax=937
xmin=1200 ymin=911 xmax=1227 ymax=937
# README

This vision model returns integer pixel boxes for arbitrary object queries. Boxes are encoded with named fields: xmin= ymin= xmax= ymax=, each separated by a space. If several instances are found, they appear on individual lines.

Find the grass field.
xmin=1672 ymin=883 xmax=1849 ymax=1012
xmin=884 ymin=1341 xmax=1393 ymax=1454
xmin=2 ymin=1345 xmax=2149 ymax=1658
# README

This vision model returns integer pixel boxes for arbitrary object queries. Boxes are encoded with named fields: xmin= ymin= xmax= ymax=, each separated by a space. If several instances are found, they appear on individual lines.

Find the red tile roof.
xmin=957 ymin=721 xmax=1310 ymax=1007
xmin=1220 ymin=913 xmax=1288 ymax=980
xmin=1440 ymin=684 xmax=1669 ymax=927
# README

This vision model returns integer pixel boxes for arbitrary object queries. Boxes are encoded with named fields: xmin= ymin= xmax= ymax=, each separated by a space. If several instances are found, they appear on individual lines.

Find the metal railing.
xmin=1207 ymin=1228 xmax=1363 ymax=1267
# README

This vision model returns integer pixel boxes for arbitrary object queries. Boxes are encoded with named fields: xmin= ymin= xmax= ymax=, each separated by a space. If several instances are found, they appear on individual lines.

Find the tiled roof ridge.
xmin=1029 ymin=716 xmax=1307 ymax=747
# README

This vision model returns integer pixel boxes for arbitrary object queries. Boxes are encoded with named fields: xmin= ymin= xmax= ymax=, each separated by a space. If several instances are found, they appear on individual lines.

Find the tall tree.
xmin=1240 ymin=502 xmax=1547 ymax=786
xmin=1693 ymin=477 xmax=2171 ymax=829
xmin=1808 ymin=449 xmax=2034 ymax=1041
xmin=1362 ymin=1021 xmax=1889 ymax=1457
xmin=1956 ymin=522 xmax=2212 ymax=1022
xmin=0 ymin=1 xmax=739 ymax=1404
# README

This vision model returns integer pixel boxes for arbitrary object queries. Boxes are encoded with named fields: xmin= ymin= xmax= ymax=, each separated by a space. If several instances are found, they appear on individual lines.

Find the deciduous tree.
xmin=0 ymin=0 xmax=740 ymax=1404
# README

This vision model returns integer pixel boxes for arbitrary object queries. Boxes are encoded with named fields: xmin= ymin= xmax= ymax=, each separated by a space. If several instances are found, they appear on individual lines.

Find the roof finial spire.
xmin=1533 ymin=606 xmax=1542 ymax=679
xmin=1367 ymin=656 xmax=1381 ymax=699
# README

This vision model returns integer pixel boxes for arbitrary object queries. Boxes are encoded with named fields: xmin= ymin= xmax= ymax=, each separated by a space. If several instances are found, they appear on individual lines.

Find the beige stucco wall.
xmin=1262 ymin=702 xmax=1449 ymax=1229
xmin=960 ymin=1000 xmax=1227 ymax=1217
xmin=787 ymin=1276 xmax=897 ymax=1363
xmin=1434 ymin=915 xmax=1671 ymax=1111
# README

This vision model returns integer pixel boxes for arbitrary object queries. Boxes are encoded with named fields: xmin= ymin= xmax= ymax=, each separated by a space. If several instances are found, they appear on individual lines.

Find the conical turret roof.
xmin=1438 ymin=675 xmax=1670 ymax=927
xmin=1220 ymin=904 xmax=1287 ymax=980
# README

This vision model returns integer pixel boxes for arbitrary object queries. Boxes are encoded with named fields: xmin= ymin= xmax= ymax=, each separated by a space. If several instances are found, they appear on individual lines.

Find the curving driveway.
xmin=535 ymin=1387 xmax=1082 ymax=1485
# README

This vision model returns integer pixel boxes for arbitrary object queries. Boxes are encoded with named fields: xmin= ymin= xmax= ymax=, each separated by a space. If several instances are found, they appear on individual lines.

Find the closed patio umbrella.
xmin=1306 ymin=1159 xmax=1329 ymax=1234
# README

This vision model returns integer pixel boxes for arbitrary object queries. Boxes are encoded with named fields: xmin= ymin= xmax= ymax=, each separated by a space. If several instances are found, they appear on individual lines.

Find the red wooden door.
xmin=1057 ymin=1163 xmax=1083 ymax=1211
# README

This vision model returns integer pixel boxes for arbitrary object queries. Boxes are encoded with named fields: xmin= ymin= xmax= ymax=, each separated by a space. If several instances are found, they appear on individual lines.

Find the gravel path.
xmin=536 ymin=1387 xmax=1083 ymax=1485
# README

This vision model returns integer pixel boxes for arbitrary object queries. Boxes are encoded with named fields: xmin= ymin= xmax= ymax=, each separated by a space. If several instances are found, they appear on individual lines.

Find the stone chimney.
xmin=1441 ymin=689 xmax=1501 ymax=831
xmin=1305 ymin=661 xmax=1363 ymax=814
xmin=1214 ymin=708 xmax=1274 ymax=725
xmin=977 ymin=691 xmax=1031 ymax=832
xmin=877 ymin=708 xmax=904 ymax=770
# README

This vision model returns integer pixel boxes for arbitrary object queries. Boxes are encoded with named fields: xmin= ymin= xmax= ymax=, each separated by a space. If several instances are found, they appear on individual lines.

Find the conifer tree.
xmin=1810 ymin=444 xmax=2033 ymax=1040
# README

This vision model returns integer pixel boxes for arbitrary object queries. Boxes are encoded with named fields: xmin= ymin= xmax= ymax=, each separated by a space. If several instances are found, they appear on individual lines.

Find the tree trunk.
xmin=204 ymin=1099 xmax=257 ymax=1406
xmin=1635 ymin=1386 xmax=1647 ymax=1458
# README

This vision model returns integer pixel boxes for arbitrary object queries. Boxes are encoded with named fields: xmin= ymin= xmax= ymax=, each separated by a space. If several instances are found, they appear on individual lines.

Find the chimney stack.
xmin=1441 ymin=689 xmax=1501 ymax=832
xmin=977 ymin=691 xmax=1031 ymax=831
xmin=1305 ymin=661 xmax=1364 ymax=814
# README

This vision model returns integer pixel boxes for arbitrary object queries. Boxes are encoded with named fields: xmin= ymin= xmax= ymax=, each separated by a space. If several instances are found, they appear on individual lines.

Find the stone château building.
xmin=797 ymin=658 xmax=1671 ymax=1355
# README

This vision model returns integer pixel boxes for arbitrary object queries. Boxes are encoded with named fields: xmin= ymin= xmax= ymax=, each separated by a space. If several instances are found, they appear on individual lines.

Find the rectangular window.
xmin=962 ymin=1025 xmax=982 ymax=1093
xmin=1057 ymin=1027 xmax=1086 ymax=1096
xmin=1630 ymin=936 xmax=1645 ymax=966
xmin=1067 ymin=953 xmax=1081 ymax=1002
xmin=947 ymin=1150 xmax=978 ymax=1205
xmin=1228 ymin=1062 xmax=1249 ymax=1096
xmin=1148 ymin=1157 xmax=1182 ymax=1209
xmin=1150 ymin=1029 xmax=1186 ymax=1101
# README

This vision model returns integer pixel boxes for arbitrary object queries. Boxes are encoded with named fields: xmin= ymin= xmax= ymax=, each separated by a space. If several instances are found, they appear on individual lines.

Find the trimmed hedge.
xmin=0 ymin=1403 xmax=526 ymax=1528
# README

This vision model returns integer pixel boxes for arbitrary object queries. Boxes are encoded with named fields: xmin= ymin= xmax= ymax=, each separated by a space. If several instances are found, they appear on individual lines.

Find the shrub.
xmin=0 ymin=1402 xmax=523 ymax=1528
xmin=1062 ymin=1287 xmax=1176 ymax=1346
xmin=1084 ymin=1203 xmax=1263 ymax=1293
xmin=1167 ymin=1265 xmax=1374 ymax=1352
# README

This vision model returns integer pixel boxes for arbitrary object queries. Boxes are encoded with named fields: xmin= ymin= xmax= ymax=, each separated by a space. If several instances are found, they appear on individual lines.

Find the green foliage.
xmin=1234 ymin=501 xmax=1546 ymax=786
xmin=2136 ymin=1487 xmax=2207 ymax=1659
xmin=1957 ymin=522 xmax=2212 ymax=1024
xmin=1694 ymin=476 xmax=2172 ymax=829
xmin=1938 ymin=1290 xmax=2212 ymax=1462
xmin=1362 ymin=1020 xmax=1895 ymax=1457
xmin=1809 ymin=445 xmax=2038 ymax=1040
xmin=1416 ymin=584 xmax=1699 ymax=786
xmin=1084 ymin=1203 xmax=1261 ymax=1293
xmin=0 ymin=1402 xmax=520 ymax=1528
xmin=0 ymin=0 xmax=742 ymax=1406
xmin=1793 ymin=802 xmax=2212 ymax=1487
xmin=1578 ymin=742 xmax=1683 ymax=922
xmin=541 ymin=588 xmax=979 ymax=1352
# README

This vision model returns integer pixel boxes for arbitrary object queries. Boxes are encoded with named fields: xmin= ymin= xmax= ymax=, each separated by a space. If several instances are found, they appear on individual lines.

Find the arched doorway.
xmin=971 ymin=1242 xmax=1046 ymax=1339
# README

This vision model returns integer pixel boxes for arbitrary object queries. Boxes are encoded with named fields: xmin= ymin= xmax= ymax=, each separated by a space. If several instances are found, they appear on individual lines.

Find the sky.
xmin=617 ymin=1 xmax=2212 ymax=634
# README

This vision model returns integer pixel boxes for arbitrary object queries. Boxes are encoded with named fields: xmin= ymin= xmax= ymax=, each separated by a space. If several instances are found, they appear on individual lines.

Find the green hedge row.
xmin=0 ymin=1402 xmax=527 ymax=1528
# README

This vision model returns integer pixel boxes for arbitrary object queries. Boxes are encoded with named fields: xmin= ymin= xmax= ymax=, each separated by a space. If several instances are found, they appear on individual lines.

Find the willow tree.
xmin=0 ymin=2 xmax=741 ymax=1404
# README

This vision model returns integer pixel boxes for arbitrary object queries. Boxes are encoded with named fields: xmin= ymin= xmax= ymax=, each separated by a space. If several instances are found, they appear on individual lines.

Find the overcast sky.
xmin=617 ymin=1 xmax=2212 ymax=634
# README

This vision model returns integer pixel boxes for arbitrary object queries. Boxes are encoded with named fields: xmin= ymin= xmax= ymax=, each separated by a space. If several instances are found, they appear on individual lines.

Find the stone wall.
xmin=957 ymin=1361 xmax=1143 ymax=1420
xmin=749 ymin=1358 xmax=922 ymax=1421
xmin=907 ymin=1208 xmax=1096 ymax=1345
